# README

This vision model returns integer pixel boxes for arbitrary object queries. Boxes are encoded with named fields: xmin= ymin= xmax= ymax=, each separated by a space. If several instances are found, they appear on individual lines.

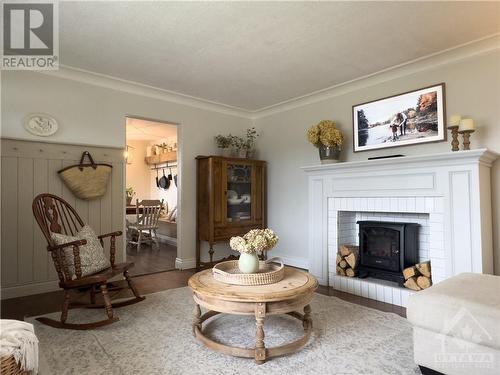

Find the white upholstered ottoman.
xmin=407 ymin=273 xmax=500 ymax=375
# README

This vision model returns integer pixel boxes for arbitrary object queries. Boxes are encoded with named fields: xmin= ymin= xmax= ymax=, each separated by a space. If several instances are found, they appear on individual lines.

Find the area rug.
xmin=30 ymin=287 xmax=420 ymax=375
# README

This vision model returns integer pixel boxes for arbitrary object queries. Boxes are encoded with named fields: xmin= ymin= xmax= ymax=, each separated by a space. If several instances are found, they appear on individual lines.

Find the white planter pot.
xmin=220 ymin=148 xmax=232 ymax=157
xmin=238 ymin=253 xmax=259 ymax=273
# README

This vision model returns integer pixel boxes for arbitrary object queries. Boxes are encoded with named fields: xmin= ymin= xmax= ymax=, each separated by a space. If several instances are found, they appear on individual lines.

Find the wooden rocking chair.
xmin=32 ymin=193 xmax=145 ymax=330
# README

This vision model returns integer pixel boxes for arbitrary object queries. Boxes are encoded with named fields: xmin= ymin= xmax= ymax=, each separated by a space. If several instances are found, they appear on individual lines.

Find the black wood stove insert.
xmin=357 ymin=221 xmax=419 ymax=286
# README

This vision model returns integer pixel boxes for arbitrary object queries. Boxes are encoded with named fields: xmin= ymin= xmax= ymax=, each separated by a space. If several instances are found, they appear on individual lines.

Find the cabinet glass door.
xmin=226 ymin=163 xmax=252 ymax=223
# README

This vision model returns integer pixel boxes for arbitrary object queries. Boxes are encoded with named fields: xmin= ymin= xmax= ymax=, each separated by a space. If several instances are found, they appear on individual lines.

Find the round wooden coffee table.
xmin=188 ymin=267 xmax=318 ymax=364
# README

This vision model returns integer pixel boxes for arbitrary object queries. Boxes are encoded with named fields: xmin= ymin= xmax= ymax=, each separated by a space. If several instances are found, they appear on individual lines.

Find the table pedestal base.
xmin=192 ymin=304 xmax=313 ymax=364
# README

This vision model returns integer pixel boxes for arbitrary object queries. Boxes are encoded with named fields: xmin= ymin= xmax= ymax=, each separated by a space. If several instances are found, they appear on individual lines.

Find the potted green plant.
xmin=230 ymin=229 xmax=279 ymax=273
xmin=126 ymin=187 xmax=135 ymax=205
xmin=230 ymin=135 xmax=247 ymax=158
xmin=307 ymin=120 xmax=343 ymax=164
xmin=156 ymin=142 xmax=171 ymax=153
xmin=243 ymin=127 xmax=259 ymax=158
xmin=215 ymin=134 xmax=233 ymax=157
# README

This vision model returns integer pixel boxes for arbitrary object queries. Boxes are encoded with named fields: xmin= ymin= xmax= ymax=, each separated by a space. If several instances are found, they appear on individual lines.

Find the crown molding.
xmin=36 ymin=33 xmax=500 ymax=121
xmin=37 ymin=65 xmax=254 ymax=119
xmin=251 ymin=33 xmax=500 ymax=120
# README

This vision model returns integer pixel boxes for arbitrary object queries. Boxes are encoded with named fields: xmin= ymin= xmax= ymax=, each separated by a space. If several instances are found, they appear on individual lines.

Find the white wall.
xmin=1 ymin=70 xmax=252 ymax=268
xmin=256 ymin=49 xmax=500 ymax=274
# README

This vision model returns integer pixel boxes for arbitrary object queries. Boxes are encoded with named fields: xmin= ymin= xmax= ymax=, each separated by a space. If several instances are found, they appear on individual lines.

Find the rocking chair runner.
xmin=32 ymin=193 xmax=145 ymax=330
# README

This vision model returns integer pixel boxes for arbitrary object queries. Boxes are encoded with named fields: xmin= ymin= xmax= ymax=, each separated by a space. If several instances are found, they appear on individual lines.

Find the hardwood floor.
xmin=0 ymin=270 xmax=195 ymax=321
xmin=317 ymin=285 xmax=406 ymax=317
xmin=126 ymin=241 xmax=177 ymax=276
xmin=1 ymin=270 xmax=405 ymax=321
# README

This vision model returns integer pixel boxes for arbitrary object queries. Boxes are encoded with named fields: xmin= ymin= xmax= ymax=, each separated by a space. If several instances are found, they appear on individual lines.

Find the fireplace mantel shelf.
xmin=302 ymin=148 xmax=498 ymax=173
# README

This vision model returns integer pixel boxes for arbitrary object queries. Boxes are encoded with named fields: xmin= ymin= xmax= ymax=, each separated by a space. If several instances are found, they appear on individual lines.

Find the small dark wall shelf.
xmin=368 ymin=154 xmax=405 ymax=160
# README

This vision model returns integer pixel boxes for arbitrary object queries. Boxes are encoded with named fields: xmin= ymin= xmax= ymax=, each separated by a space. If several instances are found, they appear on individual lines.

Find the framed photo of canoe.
xmin=352 ymin=83 xmax=446 ymax=152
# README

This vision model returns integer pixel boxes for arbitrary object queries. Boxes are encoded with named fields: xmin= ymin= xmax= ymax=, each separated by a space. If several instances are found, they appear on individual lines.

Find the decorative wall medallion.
xmin=24 ymin=113 xmax=59 ymax=136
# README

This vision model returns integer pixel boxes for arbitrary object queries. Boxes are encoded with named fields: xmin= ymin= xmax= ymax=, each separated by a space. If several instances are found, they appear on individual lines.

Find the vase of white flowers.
xmin=230 ymin=228 xmax=279 ymax=273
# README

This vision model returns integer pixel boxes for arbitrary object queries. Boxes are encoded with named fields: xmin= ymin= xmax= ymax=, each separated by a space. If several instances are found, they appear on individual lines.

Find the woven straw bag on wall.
xmin=58 ymin=151 xmax=113 ymax=200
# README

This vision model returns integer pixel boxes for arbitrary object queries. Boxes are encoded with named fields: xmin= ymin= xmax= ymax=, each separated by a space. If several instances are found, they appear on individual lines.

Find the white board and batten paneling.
xmin=302 ymin=149 xmax=498 ymax=307
xmin=1 ymin=139 xmax=125 ymax=299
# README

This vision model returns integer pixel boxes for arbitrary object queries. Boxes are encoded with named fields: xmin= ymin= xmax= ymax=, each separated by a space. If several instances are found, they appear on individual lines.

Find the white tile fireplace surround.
xmin=303 ymin=149 xmax=498 ymax=307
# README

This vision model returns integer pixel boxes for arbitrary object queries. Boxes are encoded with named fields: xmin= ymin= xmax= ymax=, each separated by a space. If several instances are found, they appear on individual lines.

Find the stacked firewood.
xmin=403 ymin=261 xmax=432 ymax=291
xmin=336 ymin=245 xmax=359 ymax=277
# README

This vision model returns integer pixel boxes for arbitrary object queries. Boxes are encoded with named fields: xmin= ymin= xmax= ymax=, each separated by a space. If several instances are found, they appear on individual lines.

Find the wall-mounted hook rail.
xmin=150 ymin=162 xmax=178 ymax=170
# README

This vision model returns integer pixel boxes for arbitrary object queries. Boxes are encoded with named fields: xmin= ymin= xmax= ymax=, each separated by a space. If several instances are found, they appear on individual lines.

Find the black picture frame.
xmin=352 ymin=83 xmax=446 ymax=152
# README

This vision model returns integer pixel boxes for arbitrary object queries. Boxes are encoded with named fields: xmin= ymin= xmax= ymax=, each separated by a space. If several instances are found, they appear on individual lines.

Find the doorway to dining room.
xmin=124 ymin=116 xmax=179 ymax=276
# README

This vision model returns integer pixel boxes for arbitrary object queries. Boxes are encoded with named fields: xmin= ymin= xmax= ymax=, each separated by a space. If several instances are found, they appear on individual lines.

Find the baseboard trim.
xmin=175 ymin=257 xmax=196 ymax=270
xmin=1 ymin=280 xmax=60 ymax=300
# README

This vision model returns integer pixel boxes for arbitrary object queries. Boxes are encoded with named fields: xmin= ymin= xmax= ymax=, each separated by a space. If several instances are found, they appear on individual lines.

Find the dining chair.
xmin=126 ymin=199 xmax=164 ymax=251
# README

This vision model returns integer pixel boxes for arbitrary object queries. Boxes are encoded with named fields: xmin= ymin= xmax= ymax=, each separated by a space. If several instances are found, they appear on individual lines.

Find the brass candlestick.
xmin=458 ymin=129 xmax=475 ymax=150
xmin=447 ymin=125 xmax=460 ymax=151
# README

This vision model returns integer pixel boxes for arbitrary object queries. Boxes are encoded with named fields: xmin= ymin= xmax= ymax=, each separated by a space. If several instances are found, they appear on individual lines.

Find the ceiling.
xmin=126 ymin=117 xmax=177 ymax=141
xmin=60 ymin=2 xmax=500 ymax=111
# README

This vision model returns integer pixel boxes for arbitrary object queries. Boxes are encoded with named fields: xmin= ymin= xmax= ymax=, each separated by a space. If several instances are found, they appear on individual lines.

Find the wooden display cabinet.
xmin=196 ymin=156 xmax=266 ymax=269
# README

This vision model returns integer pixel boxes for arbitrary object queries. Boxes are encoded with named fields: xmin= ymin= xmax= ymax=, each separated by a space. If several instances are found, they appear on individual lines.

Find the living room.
xmin=1 ymin=1 xmax=499 ymax=375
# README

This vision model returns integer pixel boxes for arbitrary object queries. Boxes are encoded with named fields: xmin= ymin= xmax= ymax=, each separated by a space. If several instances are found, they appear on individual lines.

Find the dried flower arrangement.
xmin=229 ymin=135 xmax=245 ymax=150
xmin=243 ymin=127 xmax=259 ymax=150
xmin=307 ymin=120 xmax=343 ymax=148
xmin=230 ymin=228 xmax=279 ymax=254
xmin=215 ymin=128 xmax=259 ymax=150
xmin=214 ymin=134 xmax=233 ymax=149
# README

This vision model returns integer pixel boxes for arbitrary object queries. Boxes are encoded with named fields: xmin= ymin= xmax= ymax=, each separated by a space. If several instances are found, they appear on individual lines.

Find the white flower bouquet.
xmin=230 ymin=228 xmax=279 ymax=254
